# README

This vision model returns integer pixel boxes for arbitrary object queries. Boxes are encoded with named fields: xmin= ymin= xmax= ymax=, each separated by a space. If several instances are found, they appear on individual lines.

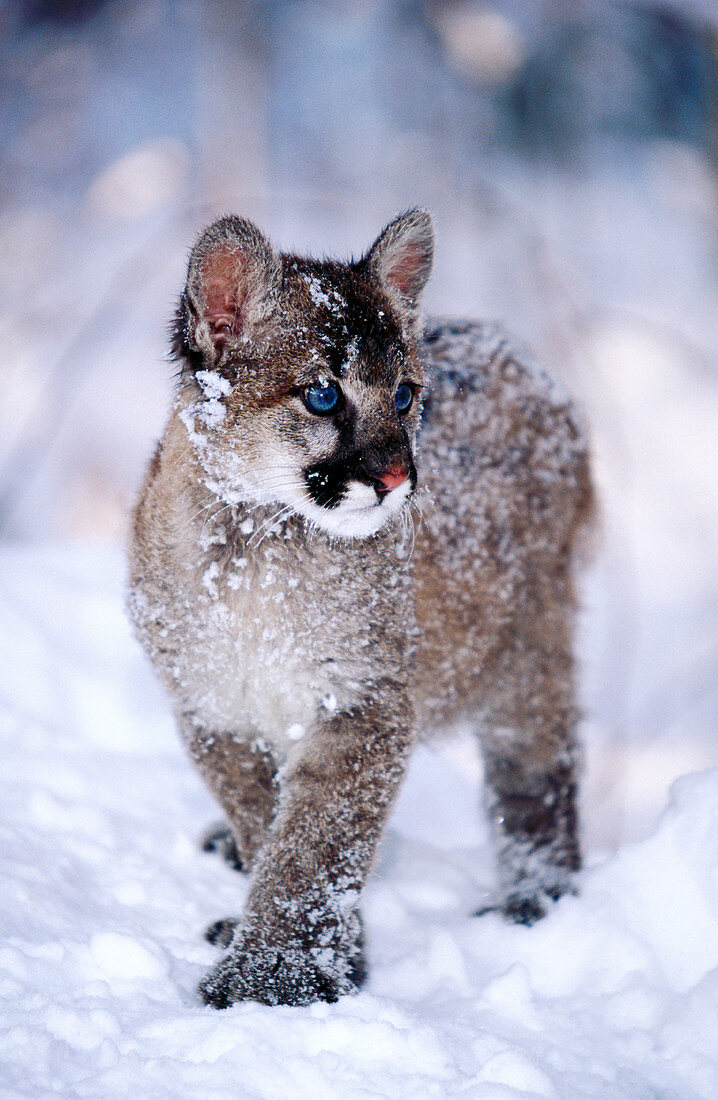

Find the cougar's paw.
xmin=205 ymin=917 xmax=239 ymax=948
xmin=475 ymin=884 xmax=576 ymax=926
xmin=199 ymin=925 xmax=366 ymax=1008
xmin=200 ymin=823 xmax=244 ymax=871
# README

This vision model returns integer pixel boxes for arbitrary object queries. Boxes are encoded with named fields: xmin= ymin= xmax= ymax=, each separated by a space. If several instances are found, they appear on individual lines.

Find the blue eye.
xmin=304 ymin=383 xmax=341 ymax=416
xmin=395 ymin=383 xmax=414 ymax=414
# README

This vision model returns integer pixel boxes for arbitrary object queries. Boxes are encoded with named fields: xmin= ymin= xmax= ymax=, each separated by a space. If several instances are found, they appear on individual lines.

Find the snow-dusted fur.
xmin=127 ymin=211 xmax=593 ymax=1007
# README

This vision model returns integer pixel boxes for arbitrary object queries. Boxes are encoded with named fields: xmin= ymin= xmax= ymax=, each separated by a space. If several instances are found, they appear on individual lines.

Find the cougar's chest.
xmin=172 ymin=534 xmax=392 ymax=751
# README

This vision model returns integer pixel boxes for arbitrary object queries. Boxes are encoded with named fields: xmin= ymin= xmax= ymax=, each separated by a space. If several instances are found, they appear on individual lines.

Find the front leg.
xmin=199 ymin=682 xmax=413 ymax=1008
xmin=181 ymin=719 xmax=279 ymax=872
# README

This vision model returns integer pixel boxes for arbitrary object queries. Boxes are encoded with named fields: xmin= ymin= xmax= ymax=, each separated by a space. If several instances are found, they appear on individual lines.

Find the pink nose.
xmin=376 ymin=465 xmax=409 ymax=492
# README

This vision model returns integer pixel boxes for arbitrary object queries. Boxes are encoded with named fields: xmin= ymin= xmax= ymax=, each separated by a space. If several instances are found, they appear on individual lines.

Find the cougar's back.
xmin=412 ymin=320 xmax=593 ymax=736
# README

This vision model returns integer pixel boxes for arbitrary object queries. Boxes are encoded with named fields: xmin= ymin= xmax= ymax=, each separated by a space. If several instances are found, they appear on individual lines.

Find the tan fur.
xmin=128 ymin=212 xmax=593 ymax=1007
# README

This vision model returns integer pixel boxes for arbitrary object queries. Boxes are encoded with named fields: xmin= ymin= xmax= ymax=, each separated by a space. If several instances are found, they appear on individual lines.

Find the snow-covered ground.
xmin=1 ymin=540 xmax=717 ymax=1098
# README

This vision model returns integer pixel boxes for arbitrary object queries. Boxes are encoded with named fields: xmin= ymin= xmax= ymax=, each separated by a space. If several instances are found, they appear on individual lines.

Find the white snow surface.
xmin=1 ymin=544 xmax=718 ymax=1098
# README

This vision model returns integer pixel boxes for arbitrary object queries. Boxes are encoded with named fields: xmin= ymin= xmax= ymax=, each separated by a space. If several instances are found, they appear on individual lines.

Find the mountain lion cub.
xmin=128 ymin=210 xmax=593 ymax=1008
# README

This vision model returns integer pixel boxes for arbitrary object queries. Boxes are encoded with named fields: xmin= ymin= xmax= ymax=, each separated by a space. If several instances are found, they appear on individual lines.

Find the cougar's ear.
xmin=364 ymin=209 xmax=434 ymax=314
xmin=183 ymin=215 xmax=281 ymax=364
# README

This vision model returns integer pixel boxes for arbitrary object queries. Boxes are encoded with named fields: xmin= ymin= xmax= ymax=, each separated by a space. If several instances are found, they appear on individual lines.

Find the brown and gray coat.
xmin=128 ymin=210 xmax=593 ymax=1007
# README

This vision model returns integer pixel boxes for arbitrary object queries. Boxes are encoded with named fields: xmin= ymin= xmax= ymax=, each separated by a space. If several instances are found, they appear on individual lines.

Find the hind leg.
xmin=478 ymin=622 xmax=581 ymax=924
xmin=479 ymin=741 xmax=580 ymax=924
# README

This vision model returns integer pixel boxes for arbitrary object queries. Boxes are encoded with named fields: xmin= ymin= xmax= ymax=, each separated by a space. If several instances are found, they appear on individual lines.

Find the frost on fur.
xmin=128 ymin=212 xmax=593 ymax=1007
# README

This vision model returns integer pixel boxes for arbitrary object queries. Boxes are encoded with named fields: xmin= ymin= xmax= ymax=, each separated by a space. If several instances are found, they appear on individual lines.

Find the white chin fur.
xmin=303 ymin=478 xmax=412 ymax=539
xmin=327 ymin=479 xmax=411 ymax=539
xmin=288 ymin=477 xmax=411 ymax=540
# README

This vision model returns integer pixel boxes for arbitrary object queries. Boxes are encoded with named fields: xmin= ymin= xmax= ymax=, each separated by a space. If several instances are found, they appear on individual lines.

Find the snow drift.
xmin=1 ymin=544 xmax=717 ymax=1098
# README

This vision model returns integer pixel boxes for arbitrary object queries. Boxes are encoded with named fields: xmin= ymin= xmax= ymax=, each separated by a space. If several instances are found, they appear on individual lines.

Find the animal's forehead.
xmin=282 ymin=257 xmax=407 ymax=381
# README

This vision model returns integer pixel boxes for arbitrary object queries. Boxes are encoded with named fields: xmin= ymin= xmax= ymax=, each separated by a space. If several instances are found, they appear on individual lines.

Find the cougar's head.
xmin=173 ymin=209 xmax=434 ymax=539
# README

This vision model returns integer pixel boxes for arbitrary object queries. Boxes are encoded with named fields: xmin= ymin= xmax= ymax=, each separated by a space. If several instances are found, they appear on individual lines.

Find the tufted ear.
xmin=183 ymin=215 xmax=281 ymax=364
xmin=365 ymin=209 xmax=434 ymax=312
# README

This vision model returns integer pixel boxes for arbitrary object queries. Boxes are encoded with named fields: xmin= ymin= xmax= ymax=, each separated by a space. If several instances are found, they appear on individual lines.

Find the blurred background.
xmin=1 ymin=0 xmax=717 ymax=845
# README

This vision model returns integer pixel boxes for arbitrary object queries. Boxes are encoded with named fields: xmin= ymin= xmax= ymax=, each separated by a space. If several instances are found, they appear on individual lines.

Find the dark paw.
xmin=198 ymin=965 xmax=235 ymax=1010
xmin=199 ymin=951 xmax=342 ymax=1008
xmin=205 ymin=917 xmax=239 ymax=948
xmin=475 ymin=885 xmax=571 ymax=926
xmin=198 ymin=932 xmax=364 ymax=1008
xmin=501 ymin=895 xmax=547 ymax=925
xmin=475 ymin=896 xmax=545 ymax=925
xmin=200 ymin=823 xmax=244 ymax=871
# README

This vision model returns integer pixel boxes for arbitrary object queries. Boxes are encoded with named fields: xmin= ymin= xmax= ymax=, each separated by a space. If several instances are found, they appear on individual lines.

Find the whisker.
xmin=177 ymin=499 xmax=230 ymax=539
xmin=249 ymin=503 xmax=296 ymax=548
xmin=253 ymin=505 xmax=299 ymax=549
xmin=185 ymin=499 xmax=221 ymax=527
xmin=251 ymin=477 xmax=302 ymax=491
xmin=247 ymin=509 xmax=284 ymax=548
xmin=406 ymin=506 xmax=417 ymax=565
xmin=198 ymin=502 xmax=232 ymax=543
